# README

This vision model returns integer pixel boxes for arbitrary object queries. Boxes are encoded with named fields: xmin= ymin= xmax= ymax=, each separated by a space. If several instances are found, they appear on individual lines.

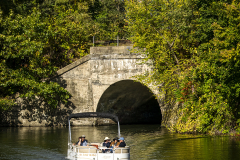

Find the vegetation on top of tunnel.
xmin=126 ymin=0 xmax=240 ymax=135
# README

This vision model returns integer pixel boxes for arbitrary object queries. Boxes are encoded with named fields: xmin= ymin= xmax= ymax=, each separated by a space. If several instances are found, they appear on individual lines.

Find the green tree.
xmin=126 ymin=0 xmax=197 ymax=106
xmin=126 ymin=0 xmax=240 ymax=134
xmin=0 ymin=1 xmax=93 ymax=110
xmin=93 ymin=0 xmax=127 ymax=40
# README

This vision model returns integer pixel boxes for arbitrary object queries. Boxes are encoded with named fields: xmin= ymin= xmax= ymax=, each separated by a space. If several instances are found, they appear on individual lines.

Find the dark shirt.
xmin=102 ymin=141 xmax=111 ymax=153
xmin=103 ymin=142 xmax=111 ymax=148
xmin=75 ymin=139 xmax=88 ymax=146
xmin=119 ymin=141 xmax=126 ymax=147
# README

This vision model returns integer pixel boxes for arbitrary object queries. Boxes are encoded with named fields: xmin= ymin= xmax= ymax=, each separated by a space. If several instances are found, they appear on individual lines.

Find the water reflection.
xmin=0 ymin=125 xmax=240 ymax=160
xmin=0 ymin=127 xmax=67 ymax=160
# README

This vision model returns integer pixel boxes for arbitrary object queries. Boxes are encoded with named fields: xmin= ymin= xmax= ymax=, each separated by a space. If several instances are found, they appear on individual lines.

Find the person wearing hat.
xmin=116 ymin=137 xmax=126 ymax=148
xmin=110 ymin=137 xmax=120 ymax=153
xmin=74 ymin=135 xmax=88 ymax=146
xmin=102 ymin=137 xmax=111 ymax=153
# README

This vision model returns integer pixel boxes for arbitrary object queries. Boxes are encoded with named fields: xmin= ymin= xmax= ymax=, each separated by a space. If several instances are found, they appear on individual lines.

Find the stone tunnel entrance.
xmin=96 ymin=80 xmax=162 ymax=125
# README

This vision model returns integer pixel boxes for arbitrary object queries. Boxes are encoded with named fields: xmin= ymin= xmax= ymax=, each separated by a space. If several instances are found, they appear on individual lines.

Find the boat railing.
xmin=69 ymin=143 xmax=130 ymax=154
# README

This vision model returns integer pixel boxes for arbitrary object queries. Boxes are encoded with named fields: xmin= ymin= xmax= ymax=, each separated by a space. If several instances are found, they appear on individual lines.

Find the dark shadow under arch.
xmin=96 ymin=80 xmax=162 ymax=124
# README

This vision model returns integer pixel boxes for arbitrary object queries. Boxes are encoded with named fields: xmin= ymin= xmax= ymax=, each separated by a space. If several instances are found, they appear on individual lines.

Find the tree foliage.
xmin=90 ymin=0 xmax=128 ymax=40
xmin=0 ymin=0 xmax=129 ymax=111
xmin=126 ymin=0 xmax=240 ymax=134
xmin=0 ymin=0 xmax=94 ymax=110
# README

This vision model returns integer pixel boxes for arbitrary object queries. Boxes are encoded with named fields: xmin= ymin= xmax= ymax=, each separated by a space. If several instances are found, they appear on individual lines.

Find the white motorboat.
xmin=66 ymin=112 xmax=130 ymax=160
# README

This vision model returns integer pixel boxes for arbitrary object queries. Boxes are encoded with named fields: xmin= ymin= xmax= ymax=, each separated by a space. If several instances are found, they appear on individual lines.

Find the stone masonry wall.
xmin=0 ymin=46 xmax=176 ymax=127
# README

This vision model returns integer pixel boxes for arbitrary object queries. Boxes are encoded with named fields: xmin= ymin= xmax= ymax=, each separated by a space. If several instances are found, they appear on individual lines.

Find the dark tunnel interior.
xmin=96 ymin=80 xmax=162 ymax=125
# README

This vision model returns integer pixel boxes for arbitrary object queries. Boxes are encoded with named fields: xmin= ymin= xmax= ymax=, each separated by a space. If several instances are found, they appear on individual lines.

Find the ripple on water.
xmin=1 ymin=125 xmax=240 ymax=160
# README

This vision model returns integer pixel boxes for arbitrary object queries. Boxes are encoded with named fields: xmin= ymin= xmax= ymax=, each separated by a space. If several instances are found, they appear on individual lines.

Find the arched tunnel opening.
xmin=96 ymin=80 xmax=162 ymax=125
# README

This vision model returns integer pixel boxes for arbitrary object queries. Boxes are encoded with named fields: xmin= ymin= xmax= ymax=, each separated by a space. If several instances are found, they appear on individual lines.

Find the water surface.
xmin=0 ymin=125 xmax=240 ymax=160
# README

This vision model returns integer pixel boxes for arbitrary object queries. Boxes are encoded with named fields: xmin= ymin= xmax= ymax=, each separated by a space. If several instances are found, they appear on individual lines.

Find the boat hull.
xmin=67 ymin=145 xmax=130 ymax=160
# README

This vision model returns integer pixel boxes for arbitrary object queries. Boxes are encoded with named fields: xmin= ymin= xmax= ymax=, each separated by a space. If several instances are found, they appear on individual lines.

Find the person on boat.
xmin=110 ymin=137 xmax=120 ymax=153
xmin=74 ymin=135 xmax=88 ymax=146
xmin=110 ymin=137 xmax=120 ymax=147
xmin=115 ymin=137 xmax=126 ymax=148
xmin=102 ymin=137 xmax=111 ymax=153
xmin=73 ymin=137 xmax=81 ymax=146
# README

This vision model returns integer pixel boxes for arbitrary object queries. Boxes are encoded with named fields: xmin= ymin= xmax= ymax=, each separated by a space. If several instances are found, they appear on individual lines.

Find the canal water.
xmin=0 ymin=124 xmax=240 ymax=160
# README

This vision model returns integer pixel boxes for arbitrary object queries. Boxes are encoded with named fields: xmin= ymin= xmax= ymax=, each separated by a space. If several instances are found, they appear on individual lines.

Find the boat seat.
xmin=76 ymin=146 xmax=97 ymax=153
xmin=90 ymin=143 xmax=101 ymax=149
xmin=90 ymin=143 xmax=101 ymax=146
xmin=114 ymin=147 xmax=129 ymax=153
xmin=122 ymin=149 xmax=129 ymax=153
xmin=76 ymin=146 xmax=96 ymax=148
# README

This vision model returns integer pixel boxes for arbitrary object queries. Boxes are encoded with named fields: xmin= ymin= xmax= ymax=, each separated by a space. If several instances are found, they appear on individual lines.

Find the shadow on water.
xmin=0 ymin=144 xmax=65 ymax=160
xmin=0 ymin=127 xmax=68 ymax=159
